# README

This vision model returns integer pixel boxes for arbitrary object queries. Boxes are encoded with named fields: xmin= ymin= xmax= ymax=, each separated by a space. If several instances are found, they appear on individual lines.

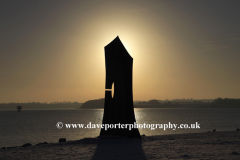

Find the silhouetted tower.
xmin=100 ymin=36 xmax=141 ymax=138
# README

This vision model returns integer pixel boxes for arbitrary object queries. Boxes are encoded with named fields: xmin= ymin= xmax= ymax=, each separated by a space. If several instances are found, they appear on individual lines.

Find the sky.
xmin=1 ymin=0 xmax=240 ymax=103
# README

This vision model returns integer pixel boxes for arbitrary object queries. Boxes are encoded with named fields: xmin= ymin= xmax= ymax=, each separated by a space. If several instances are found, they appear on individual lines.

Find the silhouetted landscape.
xmin=0 ymin=102 xmax=82 ymax=110
xmin=1 ymin=98 xmax=239 ymax=110
xmin=80 ymin=98 xmax=240 ymax=109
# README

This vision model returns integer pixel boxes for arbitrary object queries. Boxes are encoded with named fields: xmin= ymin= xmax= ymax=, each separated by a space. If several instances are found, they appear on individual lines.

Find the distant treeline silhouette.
xmin=81 ymin=98 xmax=104 ymax=109
xmin=81 ymin=98 xmax=213 ymax=109
xmin=212 ymin=98 xmax=240 ymax=106
xmin=81 ymin=98 xmax=240 ymax=109
xmin=136 ymin=98 xmax=213 ymax=104
xmin=0 ymin=102 xmax=82 ymax=110
xmin=1 ymin=98 xmax=239 ymax=110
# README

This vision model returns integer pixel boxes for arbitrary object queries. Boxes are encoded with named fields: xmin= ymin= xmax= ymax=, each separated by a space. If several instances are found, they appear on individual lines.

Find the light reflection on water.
xmin=0 ymin=108 xmax=239 ymax=147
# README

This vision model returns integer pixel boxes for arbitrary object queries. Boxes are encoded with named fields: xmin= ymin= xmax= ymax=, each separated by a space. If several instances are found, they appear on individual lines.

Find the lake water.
xmin=0 ymin=108 xmax=239 ymax=148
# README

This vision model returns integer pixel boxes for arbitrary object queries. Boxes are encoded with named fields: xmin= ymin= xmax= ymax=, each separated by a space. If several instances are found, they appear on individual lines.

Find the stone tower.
xmin=100 ymin=36 xmax=141 ymax=138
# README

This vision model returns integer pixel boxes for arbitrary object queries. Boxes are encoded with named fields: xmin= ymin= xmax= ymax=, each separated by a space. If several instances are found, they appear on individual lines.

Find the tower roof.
xmin=105 ymin=36 xmax=132 ymax=60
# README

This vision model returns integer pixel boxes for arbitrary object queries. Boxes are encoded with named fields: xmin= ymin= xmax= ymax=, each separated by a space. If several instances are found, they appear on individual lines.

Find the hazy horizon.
xmin=0 ymin=97 xmax=236 ymax=104
xmin=1 ymin=0 xmax=240 ymax=103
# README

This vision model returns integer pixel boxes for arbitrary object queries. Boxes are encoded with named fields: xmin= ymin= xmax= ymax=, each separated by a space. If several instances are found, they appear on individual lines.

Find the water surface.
xmin=0 ymin=108 xmax=239 ymax=147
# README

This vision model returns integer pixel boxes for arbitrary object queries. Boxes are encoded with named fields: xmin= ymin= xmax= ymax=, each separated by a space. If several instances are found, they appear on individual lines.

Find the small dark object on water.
xmin=1 ymin=147 xmax=6 ymax=149
xmin=59 ymin=138 xmax=66 ymax=150
xmin=212 ymin=129 xmax=216 ymax=132
xmin=236 ymin=128 xmax=239 ymax=131
xmin=59 ymin=138 xmax=66 ymax=143
xmin=22 ymin=143 xmax=32 ymax=147
xmin=181 ymin=154 xmax=190 ymax=158
xmin=17 ymin=106 xmax=22 ymax=112
xmin=142 ymin=134 xmax=146 ymax=137
xmin=232 ymin=152 xmax=239 ymax=155
xmin=36 ymin=142 xmax=48 ymax=145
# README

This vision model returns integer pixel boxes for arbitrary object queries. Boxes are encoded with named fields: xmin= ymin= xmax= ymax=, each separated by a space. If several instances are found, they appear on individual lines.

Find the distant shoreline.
xmin=1 ymin=106 xmax=240 ymax=110
xmin=1 ymin=98 xmax=240 ymax=110
xmin=80 ymin=104 xmax=240 ymax=109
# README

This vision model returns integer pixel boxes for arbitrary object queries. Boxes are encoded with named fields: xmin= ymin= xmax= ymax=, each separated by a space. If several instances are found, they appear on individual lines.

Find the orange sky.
xmin=1 ymin=1 xmax=240 ymax=103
